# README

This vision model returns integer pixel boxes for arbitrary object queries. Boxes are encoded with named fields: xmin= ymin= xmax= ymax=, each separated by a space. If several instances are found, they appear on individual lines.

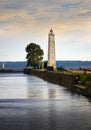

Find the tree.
xmin=25 ymin=43 xmax=44 ymax=68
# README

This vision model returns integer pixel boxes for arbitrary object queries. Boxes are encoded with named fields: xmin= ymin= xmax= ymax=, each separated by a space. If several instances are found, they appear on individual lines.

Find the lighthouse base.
xmin=47 ymin=66 xmax=56 ymax=71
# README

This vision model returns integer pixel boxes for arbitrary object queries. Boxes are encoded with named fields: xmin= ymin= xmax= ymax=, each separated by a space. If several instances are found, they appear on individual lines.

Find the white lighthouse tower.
xmin=47 ymin=29 xmax=56 ymax=70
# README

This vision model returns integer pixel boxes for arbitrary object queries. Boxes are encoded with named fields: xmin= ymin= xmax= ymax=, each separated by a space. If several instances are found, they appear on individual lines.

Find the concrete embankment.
xmin=24 ymin=69 xmax=91 ymax=98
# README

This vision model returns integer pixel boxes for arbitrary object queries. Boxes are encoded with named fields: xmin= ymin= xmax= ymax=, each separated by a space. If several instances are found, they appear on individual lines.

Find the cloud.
xmin=62 ymin=2 xmax=82 ymax=8
xmin=77 ymin=10 xmax=91 ymax=17
xmin=0 ymin=0 xmax=91 ymax=61
xmin=0 ymin=0 xmax=91 ymax=37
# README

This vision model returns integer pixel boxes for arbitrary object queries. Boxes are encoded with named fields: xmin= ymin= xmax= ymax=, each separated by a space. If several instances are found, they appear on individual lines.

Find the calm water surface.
xmin=0 ymin=73 xmax=91 ymax=130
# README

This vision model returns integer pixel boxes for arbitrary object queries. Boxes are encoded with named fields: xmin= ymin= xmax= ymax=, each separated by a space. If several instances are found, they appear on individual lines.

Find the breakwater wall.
xmin=24 ymin=69 xmax=75 ymax=88
xmin=24 ymin=69 xmax=91 ymax=98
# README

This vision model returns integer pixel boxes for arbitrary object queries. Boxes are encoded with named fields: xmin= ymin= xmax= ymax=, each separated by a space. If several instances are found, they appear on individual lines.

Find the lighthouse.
xmin=47 ymin=29 xmax=56 ymax=70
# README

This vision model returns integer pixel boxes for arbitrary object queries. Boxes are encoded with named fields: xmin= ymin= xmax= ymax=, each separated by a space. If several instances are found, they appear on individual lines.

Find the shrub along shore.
xmin=24 ymin=68 xmax=91 ymax=98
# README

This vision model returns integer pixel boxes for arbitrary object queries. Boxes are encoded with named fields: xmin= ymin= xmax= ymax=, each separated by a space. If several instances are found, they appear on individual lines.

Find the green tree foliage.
xmin=25 ymin=43 xmax=44 ymax=68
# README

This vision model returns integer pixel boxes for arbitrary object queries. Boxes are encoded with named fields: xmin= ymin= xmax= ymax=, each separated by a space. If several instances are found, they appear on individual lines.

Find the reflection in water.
xmin=0 ymin=73 xmax=91 ymax=130
xmin=48 ymin=88 xmax=57 ymax=98
xmin=27 ymin=75 xmax=71 ymax=100
xmin=0 ymin=73 xmax=28 ymax=99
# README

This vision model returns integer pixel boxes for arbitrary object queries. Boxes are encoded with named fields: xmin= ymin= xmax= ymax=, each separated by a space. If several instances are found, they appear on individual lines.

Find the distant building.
xmin=47 ymin=29 xmax=56 ymax=70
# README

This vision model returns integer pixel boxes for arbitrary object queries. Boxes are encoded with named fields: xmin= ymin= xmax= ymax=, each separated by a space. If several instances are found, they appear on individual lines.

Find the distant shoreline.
xmin=0 ymin=61 xmax=91 ymax=70
xmin=0 ymin=69 xmax=23 ymax=73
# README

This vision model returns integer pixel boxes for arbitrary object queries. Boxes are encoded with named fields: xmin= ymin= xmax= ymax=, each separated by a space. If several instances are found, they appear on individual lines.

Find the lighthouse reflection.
xmin=48 ymin=88 xmax=56 ymax=98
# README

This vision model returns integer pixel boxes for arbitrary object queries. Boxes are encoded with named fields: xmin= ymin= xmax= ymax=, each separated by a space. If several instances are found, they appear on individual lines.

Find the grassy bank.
xmin=47 ymin=70 xmax=91 ymax=88
xmin=64 ymin=70 xmax=91 ymax=88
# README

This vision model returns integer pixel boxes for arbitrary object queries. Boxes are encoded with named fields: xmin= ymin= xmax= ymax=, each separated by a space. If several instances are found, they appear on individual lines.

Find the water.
xmin=0 ymin=61 xmax=91 ymax=70
xmin=0 ymin=73 xmax=91 ymax=130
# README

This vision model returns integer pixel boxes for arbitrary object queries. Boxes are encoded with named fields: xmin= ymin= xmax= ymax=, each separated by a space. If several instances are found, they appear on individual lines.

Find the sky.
xmin=0 ymin=0 xmax=91 ymax=61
